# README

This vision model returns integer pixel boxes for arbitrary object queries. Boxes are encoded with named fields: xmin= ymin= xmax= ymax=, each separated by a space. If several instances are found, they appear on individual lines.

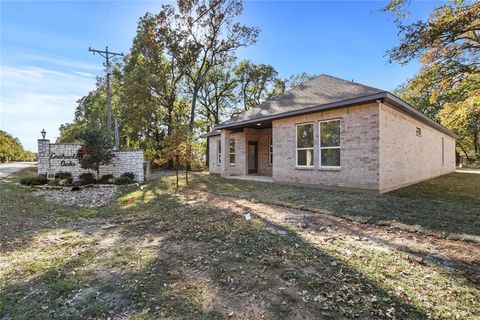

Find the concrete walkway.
xmin=227 ymin=175 xmax=273 ymax=183
xmin=0 ymin=162 xmax=36 ymax=179
xmin=455 ymin=168 xmax=480 ymax=174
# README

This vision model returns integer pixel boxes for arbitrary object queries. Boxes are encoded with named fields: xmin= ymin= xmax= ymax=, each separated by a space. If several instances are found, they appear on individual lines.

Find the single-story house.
xmin=205 ymin=74 xmax=457 ymax=193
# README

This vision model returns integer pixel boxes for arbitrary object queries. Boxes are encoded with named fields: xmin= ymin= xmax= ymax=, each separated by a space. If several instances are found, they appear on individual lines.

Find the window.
xmin=416 ymin=127 xmax=422 ymax=137
xmin=217 ymin=140 xmax=221 ymax=165
xmin=268 ymin=137 xmax=273 ymax=166
xmin=296 ymin=123 xmax=314 ymax=167
xmin=229 ymin=138 xmax=235 ymax=165
xmin=320 ymin=119 xmax=341 ymax=168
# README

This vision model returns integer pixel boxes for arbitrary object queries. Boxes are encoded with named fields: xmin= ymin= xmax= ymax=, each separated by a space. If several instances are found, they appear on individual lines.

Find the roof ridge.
xmin=318 ymin=74 xmax=386 ymax=93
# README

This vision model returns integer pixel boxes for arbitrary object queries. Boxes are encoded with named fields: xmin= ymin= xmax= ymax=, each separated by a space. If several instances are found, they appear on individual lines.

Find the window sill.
xmin=318 ymin=167 xmax=341 ymax=171
xmin=295 ymin=166 xmax=314 ymax=170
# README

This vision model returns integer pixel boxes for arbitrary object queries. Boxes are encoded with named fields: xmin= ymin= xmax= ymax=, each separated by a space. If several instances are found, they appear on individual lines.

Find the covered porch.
xmin=209 ymin=120 xmax=273 ymax=179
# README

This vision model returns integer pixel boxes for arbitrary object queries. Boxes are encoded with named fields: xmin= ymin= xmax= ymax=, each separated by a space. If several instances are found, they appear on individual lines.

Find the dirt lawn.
xmin=0 ymin=168 xmax=479 ymax=319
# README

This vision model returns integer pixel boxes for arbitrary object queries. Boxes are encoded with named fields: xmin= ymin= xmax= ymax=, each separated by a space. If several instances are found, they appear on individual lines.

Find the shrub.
xmin=120 ymin=172 xmax=136 ymax=180
xmin=114 ymin=176 xmax=134 ymax=185
xmin=55 ymin=172 xmax=73 ymax=180
xmin=48 ymin=179 xmax=60 ymax=186
xmin=78 ymin=172 xmax=96 ymax=185
xmin=98 ymin=174 xmax=114 ymax=184
xmin=20 ymin=175 xmax=48 ymax=186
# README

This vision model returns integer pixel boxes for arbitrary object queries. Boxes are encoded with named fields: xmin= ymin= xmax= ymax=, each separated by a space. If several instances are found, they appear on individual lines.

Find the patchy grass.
xmin=159 ymin=172 xmax=480 ymax=241
xmin=0 ymin=167 xmax=479 ymax=319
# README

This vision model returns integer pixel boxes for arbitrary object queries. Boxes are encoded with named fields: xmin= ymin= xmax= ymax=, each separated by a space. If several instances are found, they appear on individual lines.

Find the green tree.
xmin=233 ymin=60 xmax=279 ymax=111
xmin=386 ymin=0 xmax=480 ymax=159
xmin=385 ymin=0 xmax=480 ymax=102
xmin=198 ymin=64 xmax=237 ymax=131
xmin=153 ymin=0 xmax=259 ymax=133
xmin=0 ymin=131 xmax=29 ymax=163
xmin=76 ymin=130 xmax=114 ymax=178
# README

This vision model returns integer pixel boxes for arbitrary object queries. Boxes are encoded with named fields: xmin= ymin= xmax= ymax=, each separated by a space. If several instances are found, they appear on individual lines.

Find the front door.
xmin=248 ymin=141 xmax=258 ymax=174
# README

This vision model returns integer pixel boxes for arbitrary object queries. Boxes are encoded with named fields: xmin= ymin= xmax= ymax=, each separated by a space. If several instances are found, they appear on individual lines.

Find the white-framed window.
xmin=229 ymin=138 xmax=235 ymax=165
xmin=296 ymin=123 xmax=314 ymax=167
xmin=217 ymin=140 xmax=221 ymax=165
xmin=268 ymin=136 xmax=273 ymax=166
xmin=319 ymin=119 xmax=341 ymax=168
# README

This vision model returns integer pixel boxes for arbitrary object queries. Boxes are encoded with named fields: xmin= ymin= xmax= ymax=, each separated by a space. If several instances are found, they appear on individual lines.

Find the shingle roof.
xmin=219 ymin=74 xmax=385 ymax=126
xmin=209 ymin=74 xmax=457 ymax=139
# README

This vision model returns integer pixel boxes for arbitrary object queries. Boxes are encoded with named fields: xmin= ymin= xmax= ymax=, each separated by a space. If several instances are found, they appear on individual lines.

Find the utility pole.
xmin=88 ymin=46 xmax=124 ymax=146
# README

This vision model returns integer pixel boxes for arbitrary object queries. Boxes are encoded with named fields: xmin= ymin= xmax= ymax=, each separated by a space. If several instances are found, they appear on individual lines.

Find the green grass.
xmin=0 ymin=167 xmax=479 ymax=319
xmin=160 ymin=172 xmax=480 ymax=241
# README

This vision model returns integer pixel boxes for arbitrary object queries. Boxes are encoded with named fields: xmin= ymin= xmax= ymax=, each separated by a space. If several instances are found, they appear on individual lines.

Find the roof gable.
xmin=220 ymin=74 xmax=385 ymax=126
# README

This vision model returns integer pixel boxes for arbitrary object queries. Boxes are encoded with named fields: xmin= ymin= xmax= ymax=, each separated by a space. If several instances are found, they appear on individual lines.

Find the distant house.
xmin=205 ymin=75 xmax=457 ymax=193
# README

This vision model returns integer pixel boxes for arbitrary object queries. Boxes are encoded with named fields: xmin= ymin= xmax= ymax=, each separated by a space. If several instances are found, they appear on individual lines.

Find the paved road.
xmin=0 ymin=162 xmax=36 ymax=179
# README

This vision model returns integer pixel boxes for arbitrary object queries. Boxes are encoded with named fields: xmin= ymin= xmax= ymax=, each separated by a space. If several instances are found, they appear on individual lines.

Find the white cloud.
xmin=18 ymin=53 xmax=103 ymax=72
xmin=0 ymin=65 xmax=97 ymax=151
xmin=75 ymin=71 xmax=95 ymax=77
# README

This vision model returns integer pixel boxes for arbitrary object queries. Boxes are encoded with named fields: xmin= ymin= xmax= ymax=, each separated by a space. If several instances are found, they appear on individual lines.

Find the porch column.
xmin=243 ymin=128 xmax=250 ymax=175
xmin=220 ymin=129 xmax=230 ymax=178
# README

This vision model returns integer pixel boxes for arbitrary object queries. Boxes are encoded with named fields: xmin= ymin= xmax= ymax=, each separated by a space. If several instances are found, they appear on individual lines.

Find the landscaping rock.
xmin=34 ymin=185 xmax=119 ymax=208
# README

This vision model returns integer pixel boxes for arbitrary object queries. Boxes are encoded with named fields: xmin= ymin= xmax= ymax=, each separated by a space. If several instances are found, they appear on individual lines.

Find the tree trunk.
xmin=186 ymin=85 xmax=200 ymax=171
xmin=175 ymin=158 xmax=179 ymax=188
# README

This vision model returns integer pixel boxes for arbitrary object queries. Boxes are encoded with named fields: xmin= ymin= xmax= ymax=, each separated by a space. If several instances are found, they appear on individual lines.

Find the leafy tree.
xmin=76 ymin=130 xmax=114 ymax=178
xmin=123 ymin=17 xmax=184 ymax=152
xmin=156 ymin=125 xmax=191 ymax=187
xmin=0 ymin=131 xmax=31 ymax=163
xmin=386 ymin=0 xmax=480 ymax=159
xmin=198 ymin=64 xmax=237 ymax=131
xmin=153 ymin=0 xmax=259 ymax=132
xmin=438 ymin=75 xmax=480 ymax=158
xmin=283 ymin=72 xmax=316 ymax=91
xmin=233 ymin=60 xmax=279 ymax=111
xmin=385 ymin=0 xmax=480 ymax=102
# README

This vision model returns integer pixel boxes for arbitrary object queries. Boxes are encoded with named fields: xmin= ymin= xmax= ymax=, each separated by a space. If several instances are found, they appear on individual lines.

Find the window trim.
xmin=217 ymin=139 xmax=221 ymax=166
xmin=268 ymin=136 xmax=273 ymax=166
xmin=229 ymin=138 xmax=235 ymax=166
xmin=319 ymin=119 xmax=341 ymax=169
xmin=295 ymin=122 xmax=315 ymax=168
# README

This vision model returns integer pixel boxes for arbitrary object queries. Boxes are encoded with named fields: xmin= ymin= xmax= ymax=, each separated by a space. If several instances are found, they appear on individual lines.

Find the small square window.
xmin=416 ymin=127 xmax=422 ymax=137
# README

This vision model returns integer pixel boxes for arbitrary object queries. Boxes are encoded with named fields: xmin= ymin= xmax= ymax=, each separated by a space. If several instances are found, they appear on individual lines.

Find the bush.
xmin=78 ymin=172 xmax=96 ymax=185
xmin=55 ymin=172 xmax=72 ymax=180
xmin=114 ymin=176 xmax=134 ymax=185
xmin=98 ymin=174 xmax=114 ymax=184
xmin=20 ymin=175 xmax=48 ymax=186
xmin=48 ymin=179 xmax=60 ymax=186
xmin=120 ymin=172 xmax=136 ymax=180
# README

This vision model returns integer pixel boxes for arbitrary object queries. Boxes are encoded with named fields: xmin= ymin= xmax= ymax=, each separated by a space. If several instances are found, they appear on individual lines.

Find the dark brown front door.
xmin=248 ymin=141 xmax=258 ymax=174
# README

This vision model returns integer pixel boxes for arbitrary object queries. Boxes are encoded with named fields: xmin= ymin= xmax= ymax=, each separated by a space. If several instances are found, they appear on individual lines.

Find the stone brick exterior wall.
xmin=378 ymin=103 xmax=456 ymax=192
xmin=38 ymin=140 xmax=144 ymax=182
xmin=208 ymin=102 xmax=456 ymax=192
xmin=272 ymin=103 xmax=380 ymax=189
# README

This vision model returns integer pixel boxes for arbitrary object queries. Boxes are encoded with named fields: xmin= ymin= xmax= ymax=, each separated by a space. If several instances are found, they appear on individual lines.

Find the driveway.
xmin=0 ymin=162 xmax=36 ymax=179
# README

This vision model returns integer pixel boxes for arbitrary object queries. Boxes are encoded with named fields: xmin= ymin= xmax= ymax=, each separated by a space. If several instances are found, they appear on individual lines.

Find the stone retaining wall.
xmin=38 ymin=139 xmax=144 ymax=182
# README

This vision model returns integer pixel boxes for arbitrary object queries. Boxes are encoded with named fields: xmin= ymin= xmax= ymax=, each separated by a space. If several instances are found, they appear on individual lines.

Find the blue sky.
xmin=0 ymin=0 xmax=439 ymax=151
